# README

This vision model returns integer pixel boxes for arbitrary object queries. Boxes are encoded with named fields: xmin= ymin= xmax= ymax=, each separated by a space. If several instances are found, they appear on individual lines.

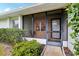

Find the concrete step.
xmin=47 ymin=41 xmax=62 ymax=46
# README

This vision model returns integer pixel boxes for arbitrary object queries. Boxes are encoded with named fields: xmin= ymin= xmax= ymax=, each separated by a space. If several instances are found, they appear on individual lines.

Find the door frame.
xmin=51 ymin=18 xmax=61 ymax=39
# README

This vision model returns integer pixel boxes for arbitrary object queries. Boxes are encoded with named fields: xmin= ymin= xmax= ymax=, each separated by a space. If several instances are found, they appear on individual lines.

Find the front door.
xmin=51 ymin=19 xmax=61 ymax=41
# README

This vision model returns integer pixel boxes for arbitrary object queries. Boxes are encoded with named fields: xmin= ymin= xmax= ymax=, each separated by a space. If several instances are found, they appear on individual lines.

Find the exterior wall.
xmin=61 ymin=12 xmax=68 ymax=41
xmin=0 ymin=18 xmax=9 ymax=28
xmin=68 ymin=16 xmax=74 ymax=53
xmin=68 ymin=27 xmax=74 ymax=53
xmin=0 ymin=16 xmax=23 ymax=29
xmin=62 ymin=19 xmax=68 ymax=47
xmin=62 ymin=12 xmax=74 ymax=52
xmin=61 ymin=12 xmax=68 ymax=47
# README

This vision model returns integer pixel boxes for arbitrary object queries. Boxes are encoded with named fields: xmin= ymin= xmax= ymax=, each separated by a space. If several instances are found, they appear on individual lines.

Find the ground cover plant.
xmin=12 ymin=40 xmax=43 ymax=56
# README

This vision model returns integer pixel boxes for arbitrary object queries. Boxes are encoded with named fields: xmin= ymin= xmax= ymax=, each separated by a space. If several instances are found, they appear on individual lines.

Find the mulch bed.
xmin=0 ymin=43 xmax=12 ymax=56
xmin=64 ymin=47 xmax=74 ymax=56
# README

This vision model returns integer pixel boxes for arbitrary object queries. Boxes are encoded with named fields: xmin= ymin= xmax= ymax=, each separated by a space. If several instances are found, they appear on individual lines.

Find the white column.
xmin=7 ymin=17 xmax=10 ymax=28
xmin=18 ymin=15 xmax=23 ymax=29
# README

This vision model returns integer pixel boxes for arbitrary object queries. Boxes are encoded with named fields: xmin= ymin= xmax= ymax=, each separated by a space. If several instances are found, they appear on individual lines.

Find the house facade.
xmin=0 ymin=3 xmax=74 ymax=53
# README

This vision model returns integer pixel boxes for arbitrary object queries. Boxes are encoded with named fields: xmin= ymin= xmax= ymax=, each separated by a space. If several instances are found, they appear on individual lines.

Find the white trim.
xmin=63 ymin=41 xmax=68 ymax=47
xmin=23 ymin=37 xmax=46 ymax=44
xmin=62 ymin=41 xmax=68 ymax=56
xmin=18 ymin=16 xmax=22 ymax=29
xmin=7 ymin=18 xmax=10 ymax=28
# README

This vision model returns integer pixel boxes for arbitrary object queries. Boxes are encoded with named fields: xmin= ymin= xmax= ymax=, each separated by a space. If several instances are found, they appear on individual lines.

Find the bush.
xmin=12 ymin=40 xmax=42 ymax=56
xmin=0 ymin=28 xmax=24 ymax=44
xmin=74 ymin=40 xmax=79 ymax=55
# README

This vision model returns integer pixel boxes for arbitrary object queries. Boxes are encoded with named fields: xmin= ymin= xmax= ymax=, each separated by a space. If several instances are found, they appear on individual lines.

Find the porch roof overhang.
xmin=0 ymin=3 xmax=67 ymax=19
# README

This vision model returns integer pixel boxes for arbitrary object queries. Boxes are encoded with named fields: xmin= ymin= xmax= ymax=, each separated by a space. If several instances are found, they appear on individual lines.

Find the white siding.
xmin=0 ymin=19 xmax=9 ymax=28
xmin=68 ymin=27 xmax=75 ymax=53
xmin=68 ymin=15 xmax=75 ymax=53
xmin=0 ymin=16 xmax=23 ymax=29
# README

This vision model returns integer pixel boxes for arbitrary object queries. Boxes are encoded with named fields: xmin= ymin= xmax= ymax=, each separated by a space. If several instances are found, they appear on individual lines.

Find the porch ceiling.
xmin=0 ymin=3 xmax=67 ymax=19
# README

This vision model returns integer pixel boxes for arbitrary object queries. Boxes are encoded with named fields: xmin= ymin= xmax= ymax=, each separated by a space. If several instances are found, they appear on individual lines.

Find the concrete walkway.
xmin=43 ymin=45 xmax=63 ymax=56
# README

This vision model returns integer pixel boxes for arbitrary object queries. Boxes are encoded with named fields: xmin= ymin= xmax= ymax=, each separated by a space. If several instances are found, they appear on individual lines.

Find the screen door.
xmin=52 ymin=19 xmax=60 ymax=39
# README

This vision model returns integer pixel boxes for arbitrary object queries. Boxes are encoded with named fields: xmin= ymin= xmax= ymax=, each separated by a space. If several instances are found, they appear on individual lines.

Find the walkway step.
xmin=47 ymin=41 xmax=62 ymax=46
xmin=43 ymin=45 xmax=63 ymax=56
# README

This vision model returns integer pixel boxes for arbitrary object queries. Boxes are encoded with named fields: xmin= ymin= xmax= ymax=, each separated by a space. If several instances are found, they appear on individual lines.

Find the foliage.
xmin=74 ymin=40 xmax=79 ymax=55
xmin=66 ymin=3 xmax=79 ymax=55
xmin=12 ymin=40 xmax=42 ymax=56
xmin=0 ymin=28 xmax=24 ymax=44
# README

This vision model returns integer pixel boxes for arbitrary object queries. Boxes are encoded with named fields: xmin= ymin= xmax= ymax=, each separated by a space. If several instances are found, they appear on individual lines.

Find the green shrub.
xmin=0 ymin=28 xmax=24 ymax=44
xmin=12 ymin=40 xmax=42 ymax=56
xmin=74 ymin=40 xmax=79 ymax=55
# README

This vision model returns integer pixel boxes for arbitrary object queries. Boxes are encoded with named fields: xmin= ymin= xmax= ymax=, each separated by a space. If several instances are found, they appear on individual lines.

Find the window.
xmin=36 ymin=25 xmax=40 ymax=31
xmin=36 ymin=18 xmax=45 ymax=31
xmin=34 ymin=13 xmax=46 ymax=31
xmin=41 ymin=25 xmax=45 ymax=31
xmin=10 ymin=17 xmax=19 ymax=28
xmin=12 ymin=20 xmax=19 ymax=28
xmin=52 ymin=20 xmax=60 ymax=31
xmin=10 ymin=19 xmax=19 ymax=28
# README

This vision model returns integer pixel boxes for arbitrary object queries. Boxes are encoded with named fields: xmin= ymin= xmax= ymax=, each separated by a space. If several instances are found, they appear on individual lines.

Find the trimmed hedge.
xmin=12 ymin=40 xmax=42 ymax=56
xmin=0 ymin=28 xmax=24 ymax=44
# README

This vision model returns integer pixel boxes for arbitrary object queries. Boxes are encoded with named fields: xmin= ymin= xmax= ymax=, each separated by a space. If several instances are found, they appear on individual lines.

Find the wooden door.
xmin=34 ymin=13 xmax=46 ymax=38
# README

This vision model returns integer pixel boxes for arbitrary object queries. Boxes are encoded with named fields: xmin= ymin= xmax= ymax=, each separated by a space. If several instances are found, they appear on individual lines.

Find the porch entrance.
xmin=48 ymin=18 xmax=61 ymax=42
xmin=33 ymin=12 xmax=62 ymax=42
xmin=23 ymin=9 xmax=67 ymax=43
xmin=47 ymin=10 xmax=62 ymax=42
